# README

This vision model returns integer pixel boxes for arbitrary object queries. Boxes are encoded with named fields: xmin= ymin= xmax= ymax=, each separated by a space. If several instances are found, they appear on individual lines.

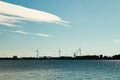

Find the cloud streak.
xmin=13 ymin=30 xmax=50 ymax=37
xmin=33 ymin=34 xmax=49 ymax=37
xmin=0 ymin=14 xmax=23 ymax=27
xmin=12 ymin=30 xmax=28 ymax=34
xmin=0 ymin=1 xmax=68 ymax=27
xmin=3 ymin=30 xmax=50 ymax=37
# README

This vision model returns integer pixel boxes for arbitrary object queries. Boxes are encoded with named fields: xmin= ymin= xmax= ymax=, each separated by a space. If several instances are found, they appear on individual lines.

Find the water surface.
xmin=0 ymin=60 xmax=120 ymax=80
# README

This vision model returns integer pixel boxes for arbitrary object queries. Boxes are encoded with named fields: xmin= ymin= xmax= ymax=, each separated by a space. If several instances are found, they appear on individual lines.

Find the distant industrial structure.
xmin=74 ymin=48 xmax=82 ymax=57
xmin=1 ymin=48 xmax=120 ymax=60
xmin=0 ymin=54 xmax=120 ymax=60
xmin=13 ymin=56 xmax=18 ymax=59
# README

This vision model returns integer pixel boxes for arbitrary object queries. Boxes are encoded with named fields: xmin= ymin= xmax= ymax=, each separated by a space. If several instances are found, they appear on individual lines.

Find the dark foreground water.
xmin=0 ymin=60 xmax=120 ymax=80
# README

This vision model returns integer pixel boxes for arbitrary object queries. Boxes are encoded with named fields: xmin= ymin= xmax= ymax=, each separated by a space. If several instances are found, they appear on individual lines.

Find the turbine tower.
xmin=36 ymin=49 xmax=39 ymax=58
xmin=58 ymin=49 xmax=61 ymax=57
xmin=79 ymin=48 xmax=82 ymax=56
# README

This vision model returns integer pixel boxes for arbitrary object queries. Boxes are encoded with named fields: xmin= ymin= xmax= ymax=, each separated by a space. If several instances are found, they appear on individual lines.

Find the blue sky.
xmin=0 ymin=0 xmax=120 ymax=57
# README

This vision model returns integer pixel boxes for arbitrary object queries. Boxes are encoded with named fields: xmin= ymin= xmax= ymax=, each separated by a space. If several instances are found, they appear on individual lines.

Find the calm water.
xmin=0 ymin=60 xmax=120 ymax=80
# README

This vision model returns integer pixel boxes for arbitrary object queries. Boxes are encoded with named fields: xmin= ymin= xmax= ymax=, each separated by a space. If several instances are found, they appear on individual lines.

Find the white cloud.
xmin=12 ymin=30 xmax=28 ymax=34
xmin=34 ymin=34 xmax=49 ymax=37
xmin=0 ymin=1 xmax=68 ymax=27
xmin=0 ymin=14 xmax=23 ymax=27
xmin=8 ymin=30 xmax=50 ymax=37
xmin=114 ymin=40 xmax=120 ymax=43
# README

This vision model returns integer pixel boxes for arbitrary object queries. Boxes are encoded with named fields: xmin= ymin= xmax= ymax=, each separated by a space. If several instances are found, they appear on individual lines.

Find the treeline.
xmin=1 ymin=54 xmax=120 ymax=60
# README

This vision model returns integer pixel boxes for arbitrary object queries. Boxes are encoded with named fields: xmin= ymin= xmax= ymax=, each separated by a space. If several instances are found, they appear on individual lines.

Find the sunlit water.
xmin=0 ymin=60 xmax=120 ymax=80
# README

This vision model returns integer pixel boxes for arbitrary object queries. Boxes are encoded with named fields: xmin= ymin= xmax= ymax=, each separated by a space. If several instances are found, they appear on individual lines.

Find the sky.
xmin=0 ymin=0 xmax=120 ymax=57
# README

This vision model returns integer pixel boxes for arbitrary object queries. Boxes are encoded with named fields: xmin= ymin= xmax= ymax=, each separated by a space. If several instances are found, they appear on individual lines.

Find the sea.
xmin=0 ymin=60 xmax=120 ymax=80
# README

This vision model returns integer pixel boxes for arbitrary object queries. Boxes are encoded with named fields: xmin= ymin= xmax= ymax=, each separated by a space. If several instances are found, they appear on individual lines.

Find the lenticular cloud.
xmin=0 ymin=1 xmax=68 ymax=27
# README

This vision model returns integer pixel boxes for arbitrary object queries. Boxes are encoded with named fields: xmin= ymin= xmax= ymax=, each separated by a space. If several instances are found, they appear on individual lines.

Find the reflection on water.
xmin=0 ymin=60 xmax=120 ymax=80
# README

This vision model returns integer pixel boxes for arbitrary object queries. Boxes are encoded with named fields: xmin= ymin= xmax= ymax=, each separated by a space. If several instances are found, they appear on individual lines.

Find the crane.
xmin=74 ymin=48 xmax=82 ymax=57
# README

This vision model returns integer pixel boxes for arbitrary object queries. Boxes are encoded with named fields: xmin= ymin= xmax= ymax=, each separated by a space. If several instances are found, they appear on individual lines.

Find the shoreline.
xmin=0 ymin=58 xmax=120 ymax=60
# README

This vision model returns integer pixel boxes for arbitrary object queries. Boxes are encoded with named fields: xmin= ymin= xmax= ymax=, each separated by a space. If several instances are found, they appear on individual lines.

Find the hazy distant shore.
xmin=1 ymin=54 xmax=120 ymax=60
xmin=1 ymin=57 xmax=120 ymax=60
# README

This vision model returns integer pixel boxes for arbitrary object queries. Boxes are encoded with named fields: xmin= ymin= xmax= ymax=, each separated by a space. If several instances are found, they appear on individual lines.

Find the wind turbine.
xmin=58 ymin=48 xmax=62 ymax=57
xmin=36 ymin=49 xmax=39 ymax=58
xmin=74 ymin=48 xmax=82 ymax=56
